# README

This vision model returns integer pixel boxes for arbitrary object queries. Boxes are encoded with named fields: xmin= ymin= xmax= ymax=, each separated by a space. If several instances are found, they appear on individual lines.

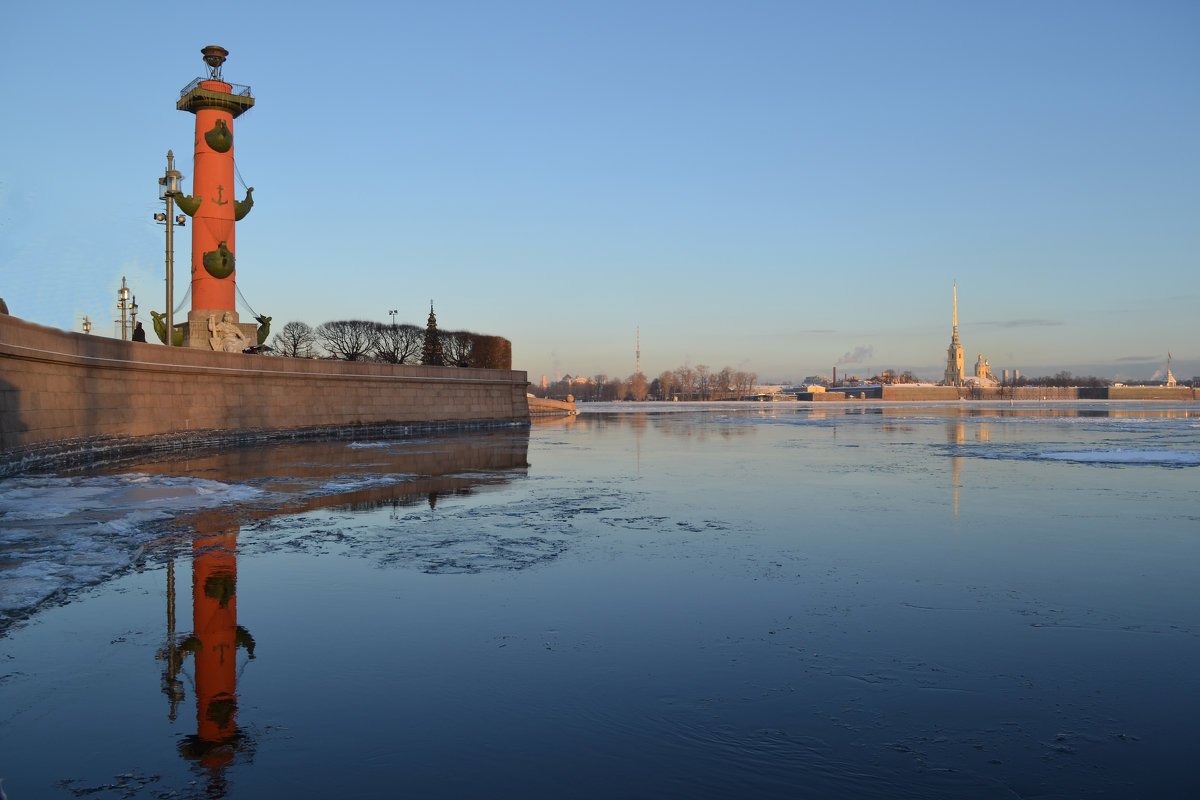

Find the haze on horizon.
xmin=1 ymin=1 xmax=1195 ymax=384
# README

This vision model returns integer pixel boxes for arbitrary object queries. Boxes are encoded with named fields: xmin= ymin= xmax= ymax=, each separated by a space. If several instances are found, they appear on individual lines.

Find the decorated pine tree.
xmin=421 ymin=301 xmax=445 ymax=366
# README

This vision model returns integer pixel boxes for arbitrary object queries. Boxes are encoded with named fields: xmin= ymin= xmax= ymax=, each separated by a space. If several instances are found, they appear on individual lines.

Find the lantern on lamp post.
xmin=155 ymin=150 xmax=187 ymax=346
xmin=117 ymin=277 xmax=131 ymax=340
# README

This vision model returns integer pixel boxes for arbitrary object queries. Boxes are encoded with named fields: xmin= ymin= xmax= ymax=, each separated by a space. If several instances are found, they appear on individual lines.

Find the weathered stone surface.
xmin=0 ymin=314 xmax=530 ymax=473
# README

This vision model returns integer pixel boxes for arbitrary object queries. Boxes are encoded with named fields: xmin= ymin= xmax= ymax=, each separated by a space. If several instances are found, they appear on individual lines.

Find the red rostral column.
xmin=176 ymin=46 xmax=255 ymax=349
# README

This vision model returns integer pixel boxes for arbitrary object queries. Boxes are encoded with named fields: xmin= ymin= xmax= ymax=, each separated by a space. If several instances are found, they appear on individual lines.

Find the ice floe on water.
xmin=958 ymin=445 xmax=1200 ymax=467
xmin=0 ymin=474 xmax=261 ymax=626
xmin=240 ymin=483 xmax=632 ymax=574
xmin=311 ymin=473 xmax=420 ymax=496
xmin=347 ymin=438 xmax=434 ymax=449
xmin=1033 ymin=448 xmax=1200 ymax=466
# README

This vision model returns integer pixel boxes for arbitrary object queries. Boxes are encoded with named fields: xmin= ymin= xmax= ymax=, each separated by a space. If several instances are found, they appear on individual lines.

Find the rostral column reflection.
xmin=141 ymin=428 xmax=531 ymax=793
xmin=160 ymin=514 xmax=255 ymax=793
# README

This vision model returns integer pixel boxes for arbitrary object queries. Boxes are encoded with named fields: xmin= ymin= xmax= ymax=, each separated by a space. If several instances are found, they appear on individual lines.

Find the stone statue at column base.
xmin=208 ymin=312 xmax=250 ymax=352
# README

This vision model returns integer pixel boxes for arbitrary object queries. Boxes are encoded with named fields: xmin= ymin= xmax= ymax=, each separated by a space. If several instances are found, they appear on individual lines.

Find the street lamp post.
xmin=155 ymin=151 xmax=186 ymax=345
xmin=117 ymin=277 xmax=131 ymax=340
xmin=388 ymin=309 xmax=398 ymax=328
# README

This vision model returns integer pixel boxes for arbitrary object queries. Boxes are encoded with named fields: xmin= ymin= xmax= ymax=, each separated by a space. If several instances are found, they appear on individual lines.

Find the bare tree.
xmin=374 ymin=323 xmax=423 ymax=364
xmin=733 ymin=370 xmax=757 ymax=397
xmin=675 ymin=366 xmax=697 ymax=400
xmin=715 ymin=366 xmax=734 ymax=399
xmin=316 ymin=319 xmax=378 ymax=361
xmin=571 ymin=374 xmax=603 ymax=403
xmin=441 ymin=330 xmax=475 ymax=367
xmin=629 ymin=372 xmax=649 ymax=401
xmin=657 ymin=370 xmax=675 ymax=400
xmin=695 ymin=364 xmax=711 ymax=400
xmin=271 ymin=321 xmax=316 ymax=358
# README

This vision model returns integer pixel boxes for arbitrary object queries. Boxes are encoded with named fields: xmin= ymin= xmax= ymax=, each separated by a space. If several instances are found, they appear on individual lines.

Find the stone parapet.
xmin=0 ymin=314 xmax=530 ymax=474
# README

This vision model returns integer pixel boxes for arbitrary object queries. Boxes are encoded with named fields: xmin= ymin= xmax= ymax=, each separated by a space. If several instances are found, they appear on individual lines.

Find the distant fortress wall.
xmin=1104 ymin=386 xmax=1197 ymax=401
xmin=878 ymin=386 xmax=1195 ymax=402
xmin=0 ymin=313 xmax=530 ymax=473
xmin=797 ymin=385 xmax=1196 ymax=402
xmin=879 ymin=385 xmax=1195 ymax=401
xmin=881 ymin=386 xmax=959 ymax=401
xmin=880 ymin=386 xmax=1096 ymax=401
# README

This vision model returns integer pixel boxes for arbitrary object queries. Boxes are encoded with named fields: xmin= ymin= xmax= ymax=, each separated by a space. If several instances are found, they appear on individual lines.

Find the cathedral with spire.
xmin=943 ymin=284 xmax=966 ymax=386
xmin=943 ymin=284 xmax=998 ymax=387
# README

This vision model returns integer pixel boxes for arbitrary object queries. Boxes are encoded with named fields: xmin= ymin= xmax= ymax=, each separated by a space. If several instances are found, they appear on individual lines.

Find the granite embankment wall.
xmin=527 ymin=395 xmax=578 ymax=417
xmin=0 ymin=313 xmax=530 ymax=473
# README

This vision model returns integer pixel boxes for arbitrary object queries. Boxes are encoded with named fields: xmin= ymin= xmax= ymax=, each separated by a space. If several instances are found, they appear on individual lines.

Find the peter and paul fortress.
xmin=942 ymin=284 xmax=1000 ymax=388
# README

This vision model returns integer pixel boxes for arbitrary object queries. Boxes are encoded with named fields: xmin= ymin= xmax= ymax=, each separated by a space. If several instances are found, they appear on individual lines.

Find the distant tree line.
xmin=530 ymin=364 xmax=759 ymax=402
xmin=268 ymin=315 xmax=510 ymax=369
xmin=529 ymin=367 xmax=1131 ymax=399
xmin=866 ymin=370 xmax=921 ymax=385
xmin=1011 ymin=371 xmax=1112 ymax=388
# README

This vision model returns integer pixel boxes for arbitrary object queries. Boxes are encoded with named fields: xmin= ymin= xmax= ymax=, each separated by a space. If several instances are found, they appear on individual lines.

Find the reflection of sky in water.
xmin=0 ymin=404 xmax=1198 ymax=798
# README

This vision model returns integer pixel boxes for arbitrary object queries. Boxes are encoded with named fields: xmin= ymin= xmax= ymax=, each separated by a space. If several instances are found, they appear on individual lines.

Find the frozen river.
xmin=1 ymin=402 xmax=1198 ymax=798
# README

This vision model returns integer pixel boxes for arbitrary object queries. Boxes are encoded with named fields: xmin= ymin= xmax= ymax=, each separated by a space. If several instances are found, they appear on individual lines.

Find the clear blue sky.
xmin=2 ymin=0 xmax=1196 ymax=382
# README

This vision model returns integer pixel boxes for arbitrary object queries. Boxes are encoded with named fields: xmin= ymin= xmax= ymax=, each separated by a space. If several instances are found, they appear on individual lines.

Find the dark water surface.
xmin=1 ymin=403 xmax=1198 ymax=798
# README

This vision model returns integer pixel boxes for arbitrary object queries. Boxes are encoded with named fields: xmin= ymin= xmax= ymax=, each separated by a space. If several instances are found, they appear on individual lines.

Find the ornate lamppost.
xmin=117 ymin=277 xmax=131 ymax=340
xmin=155 ymin=151 xmax=187 ymax=345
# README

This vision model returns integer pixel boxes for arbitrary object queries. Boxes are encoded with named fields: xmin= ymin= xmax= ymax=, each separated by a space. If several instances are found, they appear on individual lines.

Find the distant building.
xmin=971 ymin=354 xmax=998 ymax=386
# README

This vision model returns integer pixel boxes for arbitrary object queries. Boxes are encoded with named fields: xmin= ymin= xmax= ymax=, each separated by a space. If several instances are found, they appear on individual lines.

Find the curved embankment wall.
xmin=0 ymin=314 xmax=530 ymax=474
xmin=526 ymin=395 xmax=577 ymax=417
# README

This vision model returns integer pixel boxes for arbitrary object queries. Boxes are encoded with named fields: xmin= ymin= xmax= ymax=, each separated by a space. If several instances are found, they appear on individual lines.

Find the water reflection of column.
xmin=949 ymin=420 xmax=964 ymax=519
xmin=159 ymin=561 xmax=185 ymax=719
xmin=194 ymin=527 xmax=239 ymax=752
xmin=178 ymin=521 xmax=255 ymax=792
xmin=632 ymin=413 xmax=646 ymax=473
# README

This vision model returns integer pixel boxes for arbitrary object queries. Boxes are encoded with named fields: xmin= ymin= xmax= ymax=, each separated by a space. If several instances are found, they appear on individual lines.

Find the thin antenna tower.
xmin=636 ymin=326 xmax=641 ymax=375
